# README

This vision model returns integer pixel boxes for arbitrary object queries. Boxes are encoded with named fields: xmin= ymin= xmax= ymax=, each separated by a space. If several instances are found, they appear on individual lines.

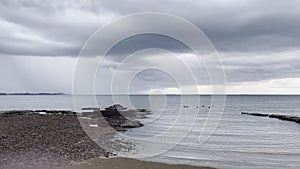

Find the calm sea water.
xmin=0 ymin=95 xmax=300 ymax=169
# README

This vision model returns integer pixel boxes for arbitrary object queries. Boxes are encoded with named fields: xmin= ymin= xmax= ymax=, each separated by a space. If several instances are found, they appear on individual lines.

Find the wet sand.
xmin=67 ymin=157 xmax=216 ymax=169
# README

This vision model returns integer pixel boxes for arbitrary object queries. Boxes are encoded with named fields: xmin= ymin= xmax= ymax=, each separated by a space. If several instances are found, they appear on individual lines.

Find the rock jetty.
xmin=241 ymin=112 xmax=300 ymax=124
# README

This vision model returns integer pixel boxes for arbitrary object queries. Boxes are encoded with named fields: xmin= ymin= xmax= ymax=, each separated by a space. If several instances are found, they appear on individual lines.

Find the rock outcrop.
xmin=80 ymin=104 xmax=150 ymax=131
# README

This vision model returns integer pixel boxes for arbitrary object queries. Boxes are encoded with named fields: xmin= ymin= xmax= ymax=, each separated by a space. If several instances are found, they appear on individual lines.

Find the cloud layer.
xmin=1 ymin=0 xmax=300 ymax=94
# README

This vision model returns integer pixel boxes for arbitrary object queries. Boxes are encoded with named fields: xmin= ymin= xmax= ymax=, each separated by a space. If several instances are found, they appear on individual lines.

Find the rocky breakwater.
xmin=0 ymin=109 xmax=77 ymax=117
xmin=241 ymin=112 xmax=300 ymax=124
xmin=80 ymin=104 xmax=151 ymax=131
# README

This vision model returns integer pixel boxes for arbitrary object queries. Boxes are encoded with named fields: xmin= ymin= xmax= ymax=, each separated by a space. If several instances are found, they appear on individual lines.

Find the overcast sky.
xmin=1 ymin=0 xmax=300 ymax=94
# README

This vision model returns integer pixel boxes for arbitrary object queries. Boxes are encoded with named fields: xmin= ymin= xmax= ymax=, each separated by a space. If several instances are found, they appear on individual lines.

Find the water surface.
xmin=1 ymin=95 xmax=300 ymax=169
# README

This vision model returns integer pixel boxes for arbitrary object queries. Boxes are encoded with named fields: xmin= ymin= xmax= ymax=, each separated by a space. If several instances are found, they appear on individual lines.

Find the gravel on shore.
xmin=0 ymin=113 xmax=127 ymax=169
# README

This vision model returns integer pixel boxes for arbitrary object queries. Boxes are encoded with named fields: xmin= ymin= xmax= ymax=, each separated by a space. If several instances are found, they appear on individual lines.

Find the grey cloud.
xmin=1 ymin=0 xmax=300 ymax=57
xmin=0 ymin=0 xmax=114 ymax=56
xmin=128 ymin=69 xmax=179 ymax=92
xmin=106 ymin=34 xmax=191 ymax=60
xmin=92 ymin=0 xmax=300 ymax=53
xmin=221 ymin=51 xmax=300 ymax=83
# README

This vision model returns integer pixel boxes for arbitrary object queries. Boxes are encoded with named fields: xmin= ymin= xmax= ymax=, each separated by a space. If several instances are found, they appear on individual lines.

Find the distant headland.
xmin=0 ymin=93 xmax=65 ymax=95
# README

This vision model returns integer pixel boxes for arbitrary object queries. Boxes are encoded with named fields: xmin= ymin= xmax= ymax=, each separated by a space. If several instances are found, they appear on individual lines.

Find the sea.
xmin=0 ymin=95 xmax=300 ymax=169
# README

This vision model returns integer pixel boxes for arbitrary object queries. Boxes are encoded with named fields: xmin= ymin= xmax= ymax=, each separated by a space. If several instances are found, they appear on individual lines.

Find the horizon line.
xmin=2 ymin=92 xmax=300 ymax=96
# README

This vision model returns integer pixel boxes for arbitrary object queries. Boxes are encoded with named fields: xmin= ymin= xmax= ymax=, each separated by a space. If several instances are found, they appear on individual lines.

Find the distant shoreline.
xmin=0 ymin=93 xmax=65 ymax=95
xmin=1 ymin=93 xmax=300 ymax=96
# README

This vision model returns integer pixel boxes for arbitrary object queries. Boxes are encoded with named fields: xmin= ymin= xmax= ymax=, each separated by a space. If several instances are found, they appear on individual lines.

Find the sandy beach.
xmin=67 ymin=157 xmax=215 ymax=169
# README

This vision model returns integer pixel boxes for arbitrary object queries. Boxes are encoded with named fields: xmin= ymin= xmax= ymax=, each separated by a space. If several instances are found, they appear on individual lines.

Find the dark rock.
xmin=1 ymin=135 xmax=8 ymax=139
xmin=105 ymin=104 xmax=127 ymax=111
xmin=0 ymin=110 xmax=34 ymax=117
xmin=100 ymin=109 xmax=124 ymax=119
xmin=81 ymin=107 xmax=100 ymax=111
xmin=137 ymin=109 xmax=146 ymax=112
xmin=101 ymin=104 xmax=149 ymax=130
xmin=121 ymin=120 xmax=144 ymax=128
xmin=103 ymin=152 xmax=110 ymax=158
xmin=269 ymin=114 xmax=280 ymax=118
xmin=136 ymin=108 xmax=150 ymax=113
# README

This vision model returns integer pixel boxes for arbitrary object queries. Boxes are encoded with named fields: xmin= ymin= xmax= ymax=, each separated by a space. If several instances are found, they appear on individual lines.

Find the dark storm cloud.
xmin=93 ymin=0 xmax=300 ymax=53
xmin=206 ymin=14 xmax=300 ymax=52
xmin=106 ymin=34 xmax=191 ymax=60
xmin=1 ymin=0 xmax=300 ymax=57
